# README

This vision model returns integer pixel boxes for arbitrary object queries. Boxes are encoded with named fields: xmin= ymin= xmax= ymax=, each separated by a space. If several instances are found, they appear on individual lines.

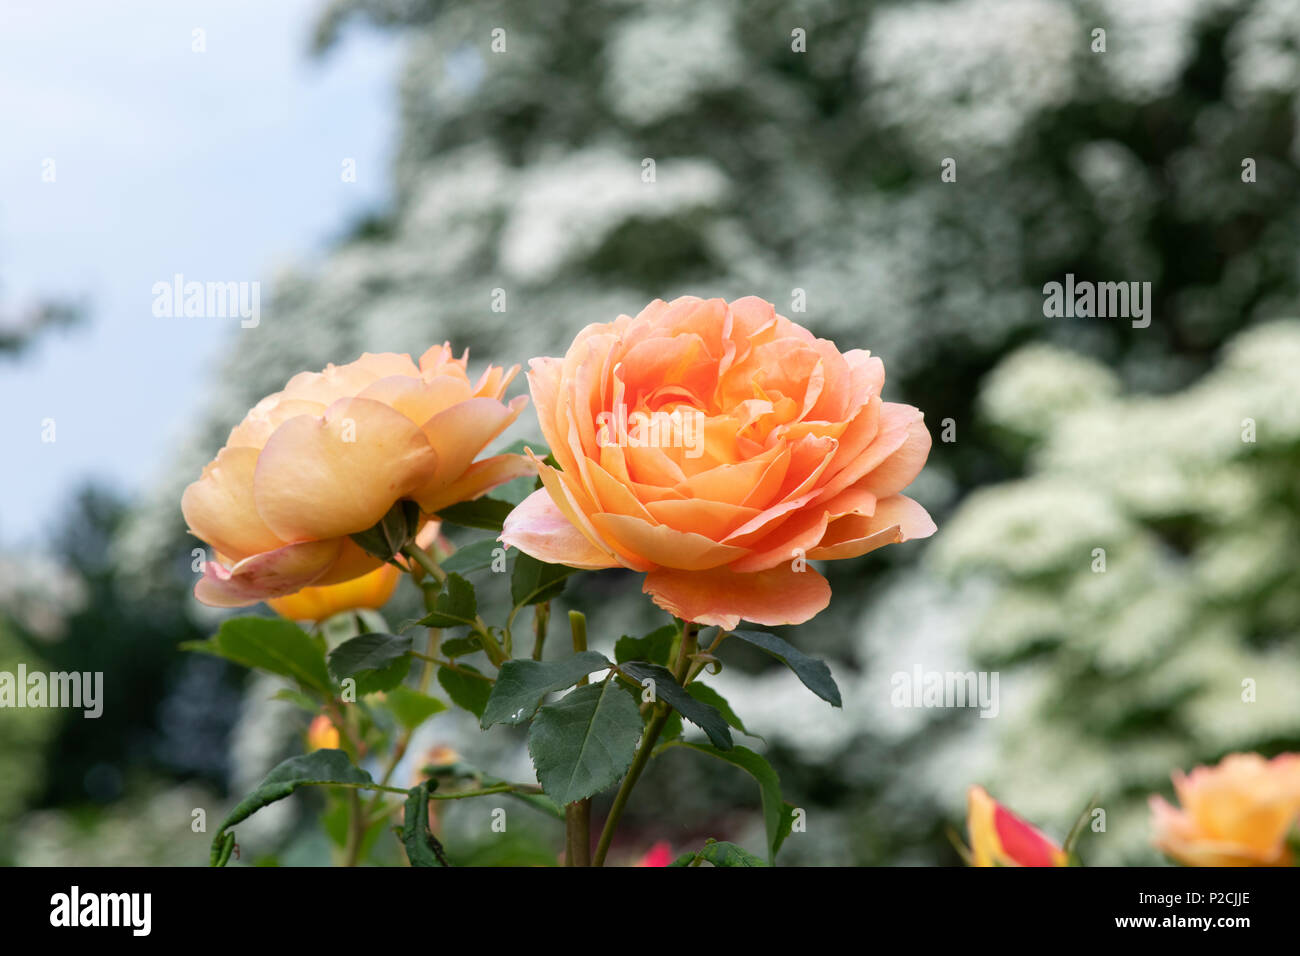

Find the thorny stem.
xmin=592 ymin=620 xmax=699 ymax=866
xmin=402 ymin=541 xmax=507 ymax=666
xmin=684 ymin=628 xmax=728 ymax=684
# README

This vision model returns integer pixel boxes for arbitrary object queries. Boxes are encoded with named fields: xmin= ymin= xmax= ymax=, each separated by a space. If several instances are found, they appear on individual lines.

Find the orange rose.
xmin=501 ymin=296 xmax=935 ymax=628
xmin=967 ymin=785 xmax=1069 ymax=867
xmin=1150 ymin=752 xmax=1300 ymax=866
xmin=184 ymin=347 xmax=529 ymax=607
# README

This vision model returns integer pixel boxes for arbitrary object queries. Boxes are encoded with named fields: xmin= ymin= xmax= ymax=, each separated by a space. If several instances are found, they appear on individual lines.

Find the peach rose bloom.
xmin=184 ymin=347 xmax=529 ymax=607
xmin=501 ymin=296 xmax=935 ymax=628
xmin=1150 ymin=752 xmax=1300 ymax=866
xmin=967 ymin=785 xmax=1068 ymax=867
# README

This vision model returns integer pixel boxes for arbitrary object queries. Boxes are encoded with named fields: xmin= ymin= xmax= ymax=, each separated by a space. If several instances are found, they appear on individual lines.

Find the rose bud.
xmin=967 ymin=785 xmax=1069 ymax=867
xmin=305 ymin=714 xmax=340 ymax=752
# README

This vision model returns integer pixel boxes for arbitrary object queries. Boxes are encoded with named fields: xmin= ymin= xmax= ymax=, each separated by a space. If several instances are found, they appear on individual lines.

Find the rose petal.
xmin=642 ymin=563 xmax=831 ymax=629
xmin=182 ymin=446 xmax=285 ymax=562
xmin=858 ymin=414 xmax=932 ymax=498
xmin=501 ymin=488 xmax=622 ymax=570
xmin=589 ymin=512 xmax=746 ymax=571
xmin=727 ymin=507 xmax=830 ymax=573
xmin=356 ymin=374 xmax=474 ymax=427
xmin=254 ymin=397 xmax=440 ymax=542
xmin=417 ymin=452 xmax=537 ymax=514
xmin=808 ymin=495 xmax=935 ymax=560
xmin=194 ymin=538 xmax=342 ymax=607
xmin=418 ymin=395 xmax=527 ymax=491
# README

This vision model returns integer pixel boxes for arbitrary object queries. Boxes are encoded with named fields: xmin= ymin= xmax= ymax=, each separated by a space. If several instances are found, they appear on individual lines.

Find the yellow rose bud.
xmin=268 ymin=563 xmax=400 ymax=623
xmin=1150 ymin=752 xmax=1300 ymax=866
xmin=306 ymin=714 xmax=340 ymax=752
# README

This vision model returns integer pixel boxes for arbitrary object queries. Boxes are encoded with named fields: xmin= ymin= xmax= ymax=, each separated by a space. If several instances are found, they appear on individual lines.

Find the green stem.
xmin=532 ymin=601 xmax=551 ymax=661
xmin=427 ymin=783 xmax=542 ymax=801
xmin=683 ymin=628 xmax=728 ymax=685
xmin=566 ymin=610 xmax=593 ymax=866
xmin=404 ymin=541 xmax=507 ymax=664
xmin=342 ymin=789 xmax=365 ymax=867
xmin=411 ymin=651 xmax=496 ymax=683
xmin=592 ymin=621 xmax=698 ymax=866
xmin=402 ymin=541 xmax=446 ymax=584
xmin=327 ymin=779 xmax=541 ymax=801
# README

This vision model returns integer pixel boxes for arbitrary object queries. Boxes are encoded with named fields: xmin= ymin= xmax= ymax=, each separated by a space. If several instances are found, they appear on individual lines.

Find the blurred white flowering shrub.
xmin=931 ymin=321 xmax=1300 ymax=863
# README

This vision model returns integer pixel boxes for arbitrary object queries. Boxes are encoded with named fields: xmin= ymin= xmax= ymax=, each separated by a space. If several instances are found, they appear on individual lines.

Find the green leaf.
xmin=440 ymin=538 xmax=503 ymax=576
xmin=614 ymin=624 xmax=678 ymax=666
xmin=435 ymin=497 xmax=514 ymax=531
xmin=210 ymin=749 xmax=373 ymax=866
xmin=669 ymin=839 xmax=768 ymax=867
xmin=481 ymin=651 xmax=612 ymax=728
xmin=671 ymin=742 xmax=789 ymax=864
xmin=417 ymin=573 xmax=478 ymax=629
xmin=328 ymin=632 xmax=411 ymax=678
xmin=510 ymin=552 xmax=577 ymax=607
xmin=493 ymin=476 xmax=538 ymax=507
xmin=328 ymin=632 xmax=413 ymax=696
xmin=184 ymin=616 xmax=332 ymax=694
xmin=437 ymin=664 xmax=492 ymax=718
xmin=269 ymin=688 xmax=320 ymax=712
xmin=527 ymin=680 xmax=642 ymax=806
xmin=400 ymin=781 xmax=449 ymax=866
xmin=438 ymin=635 xmax=482 ymax=658
xmin=661 ymin=709 xmax=683 ymax=742
xmin=728 ymin=629 xmax=842 ymax=707
xmin=386 ymin=685 xmax=448 ymax=730
xmin=620 ymin=662 xmax=732 ymax=749
xmin=359 ymin=656 xmax=412 ymax=695
xmin=685 ymin=683 xmax=760 ymax=739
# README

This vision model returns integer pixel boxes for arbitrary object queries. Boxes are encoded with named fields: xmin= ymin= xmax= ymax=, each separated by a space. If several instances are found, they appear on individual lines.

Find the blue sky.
xmin=0 ymin=0 xmax=401 ymax=548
